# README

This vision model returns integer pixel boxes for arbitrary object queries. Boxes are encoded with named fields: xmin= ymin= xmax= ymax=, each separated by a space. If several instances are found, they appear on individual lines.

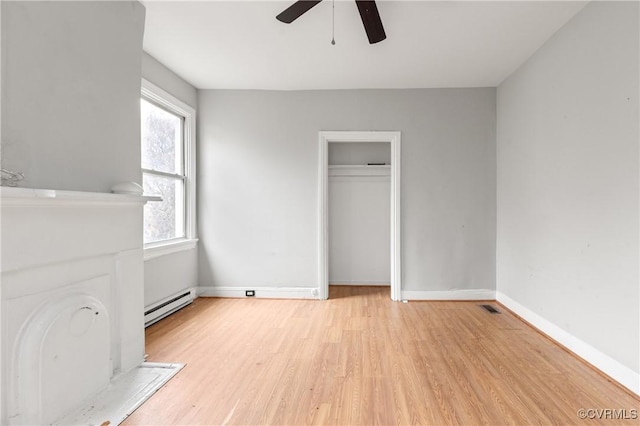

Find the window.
xmin=141 ymin=79 xmax=196 ymax=258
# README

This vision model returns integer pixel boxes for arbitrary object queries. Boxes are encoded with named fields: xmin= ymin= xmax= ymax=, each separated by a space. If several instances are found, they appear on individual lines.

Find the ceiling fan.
xmin=276 ymin=0 xmax=386 ymax=44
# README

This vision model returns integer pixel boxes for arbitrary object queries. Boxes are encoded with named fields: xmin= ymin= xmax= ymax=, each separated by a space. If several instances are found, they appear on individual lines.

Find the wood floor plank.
xmin=124 ymin=286 xmax=639 ymax=425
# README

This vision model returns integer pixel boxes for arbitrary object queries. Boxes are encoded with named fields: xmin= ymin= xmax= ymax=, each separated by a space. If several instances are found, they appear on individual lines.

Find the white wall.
xmin=198 ymin=89 xmax=496 ymax=295
xmin=141 ymin=52 xmax=199 ymax=307
xmin=497 ymin=1 xmax=639 ymax=392
xmin=142 ymin=52 xmax=198 ymax=109
xmin=144 ymin=250 xmax=198 ymax=306
xmin=1 ymin=1 xmax=145 ymax=192
xmin=329 ymin=172 xmax=390 ymax=285
xmin=329 ymin=142 xmax=391 ymax=165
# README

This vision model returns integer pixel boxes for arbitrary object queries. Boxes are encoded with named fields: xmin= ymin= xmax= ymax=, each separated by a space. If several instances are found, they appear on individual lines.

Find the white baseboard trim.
xmin=197 ymin=286 xmax=319 ymax=300
xmin=401 ymin=289 xmax=496 ymax=301
xmin=330 ymin=281 xmax=390 ymax=286
xmin=497 ymin=291 xmax=640 ymax=396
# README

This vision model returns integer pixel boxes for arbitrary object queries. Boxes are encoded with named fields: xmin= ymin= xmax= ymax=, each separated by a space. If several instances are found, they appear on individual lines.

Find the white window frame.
xmin=141 ymin=78 xmax=197 ymax=260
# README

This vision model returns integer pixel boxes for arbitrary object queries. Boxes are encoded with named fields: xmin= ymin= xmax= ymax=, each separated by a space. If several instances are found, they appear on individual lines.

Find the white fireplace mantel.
xmin=1 ymin=186 xmax=151 ymax=425
xmin=1 ymin=186 xmax=157 ymax=204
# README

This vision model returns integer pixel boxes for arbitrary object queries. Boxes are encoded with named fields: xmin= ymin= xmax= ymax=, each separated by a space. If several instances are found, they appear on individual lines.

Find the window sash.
xmin=143 ymin=171 xmax=186 ymax=244
xmin=140 ymin=98 xmax=185 ymax=176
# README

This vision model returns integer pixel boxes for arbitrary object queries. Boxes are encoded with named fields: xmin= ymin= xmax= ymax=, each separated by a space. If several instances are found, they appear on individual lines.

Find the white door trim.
xmin=318 ymin=131 xmax=402 ymax=301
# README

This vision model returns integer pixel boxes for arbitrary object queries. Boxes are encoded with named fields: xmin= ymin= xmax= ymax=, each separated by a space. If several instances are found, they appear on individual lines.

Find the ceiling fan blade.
xmin=355 ymin=0 xmax=386 ymax=44
xmin=276 ymin=0 xmax=323 ymax=24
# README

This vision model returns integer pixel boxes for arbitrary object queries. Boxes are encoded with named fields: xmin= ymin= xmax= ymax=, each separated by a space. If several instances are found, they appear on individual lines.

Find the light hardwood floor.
xmin=124 ymin=286 xmax=639 ymax=425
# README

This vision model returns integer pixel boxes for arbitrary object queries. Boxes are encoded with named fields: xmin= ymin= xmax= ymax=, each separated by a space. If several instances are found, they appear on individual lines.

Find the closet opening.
xmin=318 ymin=131 xmax=402 ymax=301
xmin=328 ymin=141 xmax=391 ymax=298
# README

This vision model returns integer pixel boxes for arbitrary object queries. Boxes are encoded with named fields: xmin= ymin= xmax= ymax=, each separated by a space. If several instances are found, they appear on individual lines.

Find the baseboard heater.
xmin=144 ymin=289 xmax=196 ymax=327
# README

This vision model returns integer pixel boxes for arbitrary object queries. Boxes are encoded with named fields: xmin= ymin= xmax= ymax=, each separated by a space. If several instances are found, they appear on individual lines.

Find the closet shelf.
xmin=328 ymin=164 xmax=391 ymax=177
xmin=328 ymin=164 xmax=390 ymax=168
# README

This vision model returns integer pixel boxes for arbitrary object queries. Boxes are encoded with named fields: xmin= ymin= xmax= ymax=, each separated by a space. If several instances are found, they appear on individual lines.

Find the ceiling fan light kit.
xmin=276 ymin=0 xmax=386 ymax=45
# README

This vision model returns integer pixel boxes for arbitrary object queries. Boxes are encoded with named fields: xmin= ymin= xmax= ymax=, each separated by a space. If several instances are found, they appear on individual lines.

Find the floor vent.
xmin=145 ymin=289 xmax=195 ymax=327
xmin=481 ymin=304 xmax=500 ymax=314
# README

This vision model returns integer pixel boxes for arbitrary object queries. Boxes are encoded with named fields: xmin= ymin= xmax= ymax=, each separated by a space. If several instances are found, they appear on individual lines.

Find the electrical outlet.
xmin=245 ymin=290 xmax=255 ymax=297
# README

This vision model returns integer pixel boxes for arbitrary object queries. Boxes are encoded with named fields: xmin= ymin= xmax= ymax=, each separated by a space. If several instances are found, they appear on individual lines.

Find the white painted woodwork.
xmin=198 ymin=286 xmax=318 ymax=299
xmin=1 ymin=187 xmax=148 ymax=425
xmin=497 ymin=292 xmax=640 ymax=395
xmin=401 ymin=289 xmax=496 ymax=301
xmin=141 ymin=78 xmax=197 ymax=246
xmin=144 ymin=238 xmax=198 ymax=261
xmin=319 ymin=131 xmax=401 ymax=301
xmin=55 ymin=362 xmax=184 ymax=425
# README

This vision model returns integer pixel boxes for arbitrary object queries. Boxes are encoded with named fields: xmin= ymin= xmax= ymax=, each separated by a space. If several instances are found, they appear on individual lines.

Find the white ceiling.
xmin=142 ymin=1 xmax=587 ymax=90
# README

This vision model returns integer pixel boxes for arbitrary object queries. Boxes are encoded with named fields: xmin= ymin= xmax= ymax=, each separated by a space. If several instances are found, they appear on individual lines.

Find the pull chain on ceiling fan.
xmin=331 ymin=0 xmax=335 ymax=45
xmin=276 ymin=0 xmax=386 ymax=44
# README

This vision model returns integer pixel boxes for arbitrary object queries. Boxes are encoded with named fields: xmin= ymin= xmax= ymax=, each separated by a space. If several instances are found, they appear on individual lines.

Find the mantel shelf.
xmin=1 ymin=187 xmax=159 ymax=205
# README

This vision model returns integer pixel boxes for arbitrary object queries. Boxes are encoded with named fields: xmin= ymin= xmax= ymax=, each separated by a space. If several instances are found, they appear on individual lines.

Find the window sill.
xmin=144 ymin=238 xmax=198 ymax=261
